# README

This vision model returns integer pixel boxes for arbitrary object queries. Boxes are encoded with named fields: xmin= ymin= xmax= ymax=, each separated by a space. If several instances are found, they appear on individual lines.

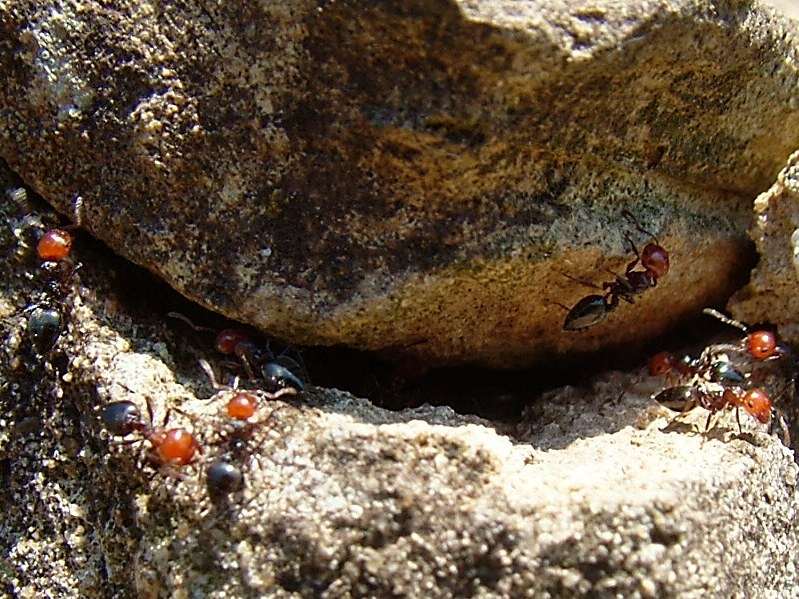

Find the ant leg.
xmin=605 ymin=291 xmax=621 ymax=312
xmin=199 ymin=359 xmax=241 ymax=391
xmin=240 ymin=356 xmax=257 ymax=382
xmin=261 ymin=387 xmax=299 ymax=401
xmin=199 ymin=358 xmax=226 ymax=390
xmin=662 ymin=396 xmax=697 ymax=429
xmin=548 ymin=300 xmax=574 ymax=313
xmin=701 ymin=411 xmax=715 ymax=445
xmin=735 ymin=407 xmax=742 ymax=434
xmin=771 ymin=410 xmax=792 ymax=447
xmin=560 ymin=270 xmax=603 ymax=291
xmin=145 ymin=396 xmax=156 ymax=428
xmin=602 ymin=280 xmax=634 ymax=307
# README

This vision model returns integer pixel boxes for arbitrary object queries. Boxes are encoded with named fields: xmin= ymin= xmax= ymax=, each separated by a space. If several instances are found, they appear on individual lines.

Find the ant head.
xmin=37 ymin=229 xmax=73 ymax=262
xmin=214 ymin=328 xmax=251 ymax=355
xmin=741 ymin=388 xmax=772 ymax=424
xmin=641 ymin=243 xmax=669 ymax=278
xmin=648 ymin=351 xmax=678 ymax=376
xmin=746 ymin=330 xmax=779 ymax=361
xmin=226 ymin=391 xmax=258 ymax=420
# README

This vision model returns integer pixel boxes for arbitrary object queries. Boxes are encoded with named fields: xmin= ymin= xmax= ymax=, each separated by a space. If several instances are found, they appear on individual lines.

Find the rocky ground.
xmin=2 ymin=1 xmax=799 ymax=597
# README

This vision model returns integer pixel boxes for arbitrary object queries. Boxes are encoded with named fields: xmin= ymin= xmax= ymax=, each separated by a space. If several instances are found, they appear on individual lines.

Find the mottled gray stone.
xmin=3 ymin=0 xmax=798 ymax=366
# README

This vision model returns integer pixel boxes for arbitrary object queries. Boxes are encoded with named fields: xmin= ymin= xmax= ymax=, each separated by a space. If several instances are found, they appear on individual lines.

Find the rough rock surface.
xmin=3 ymin=0 xmax=798 ymax=367
xmin=732 ymin=149 xmax=799 ymax=345
xmin=1 ymin=179 xmax=797 ymax=598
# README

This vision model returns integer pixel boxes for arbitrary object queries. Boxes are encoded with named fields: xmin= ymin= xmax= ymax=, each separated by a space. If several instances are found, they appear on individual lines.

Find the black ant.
xmin=562 ymin=210 xmax=670 ymax=331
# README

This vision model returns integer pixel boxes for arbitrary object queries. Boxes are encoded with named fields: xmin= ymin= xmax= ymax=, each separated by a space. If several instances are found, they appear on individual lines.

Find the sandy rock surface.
xmin=3 ymin=0 xmax=799 ymax=366
xmin=0 ymin=176 xmax=796 ymax=598
xmin=733 ymin=149 xmax=799 ymax=346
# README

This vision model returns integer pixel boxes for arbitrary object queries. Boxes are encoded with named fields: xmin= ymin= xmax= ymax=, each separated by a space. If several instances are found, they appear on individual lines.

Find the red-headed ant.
xmin=699 ymin=309 xmax=783 ymax=364
xmin=562 ymin=210 xmax=669 ymax=331
xmin=199 ymin=359 xmax=297 ymax=501
xmin=100 ymin=398 xmax=201 ymax=467
xmin=10 ymin=191 xmax=84 ymax=356
xmin=656 ymin=383 xmax=772 ymax=434
xmin=168 ymin=313 xmax=310 ymax=391
xmin=649 ymin=310 xmax=785 ymax=385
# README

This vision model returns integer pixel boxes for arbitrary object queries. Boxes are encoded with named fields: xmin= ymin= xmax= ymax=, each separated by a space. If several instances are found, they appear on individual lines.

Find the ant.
xmin=169 ymin=313 xmax=309 ymax=390
xmin=648 ymin=309 xmax=789 ymax=438
xmin=656 ymin=383 xmax=772 ymax=434
xmin=10 ymin=191 xmax=84 ymax=355
xmin=697 ymin=308 xmax=784 ymax=365
xmin=199 ymin=359 xmax=297 ymax=500
xmin=649 ymin=309 xmax=784 ymax=385
xmin=8 ymin=188 xmax=82 ymax=266
xmin=562 ymin=210 xmax=670 ymax=331
xmin=100 ymin=398 xmax=201 ymax=467
xmin=648 ymin=350 xmax=746 ymax=389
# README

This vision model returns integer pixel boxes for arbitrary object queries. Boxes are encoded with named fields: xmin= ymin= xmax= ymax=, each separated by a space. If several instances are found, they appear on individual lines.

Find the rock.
xmin=3 ymin=0 xmax=798 ymax=367
xmin=732 ymin=149 xmax=799 ymax=343
xmin=1 ymin=176 xmax=797 ymax=597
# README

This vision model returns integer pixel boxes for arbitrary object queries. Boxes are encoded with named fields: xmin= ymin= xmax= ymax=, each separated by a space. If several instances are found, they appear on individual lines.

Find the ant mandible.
xmin=563 ymin=210 xmax=670 ymax=331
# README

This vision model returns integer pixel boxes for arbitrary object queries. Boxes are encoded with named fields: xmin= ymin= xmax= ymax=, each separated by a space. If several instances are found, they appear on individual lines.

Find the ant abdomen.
xmin=562 ymin=295 xmax=611 ymax=331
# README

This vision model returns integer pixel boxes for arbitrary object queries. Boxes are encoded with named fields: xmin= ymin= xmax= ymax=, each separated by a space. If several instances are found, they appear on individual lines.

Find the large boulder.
xmin=3 ymin=0 xmax=798 ymax=367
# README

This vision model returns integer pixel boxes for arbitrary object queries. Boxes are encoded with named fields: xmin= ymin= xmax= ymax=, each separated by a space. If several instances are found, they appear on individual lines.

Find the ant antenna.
xmin=621 ymin=209 xmax=659 ymax=243
xmin=167 ymin=312 xmax=216 ymax=333
xmin=702 ymin=308 xmax=748 ymax=333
